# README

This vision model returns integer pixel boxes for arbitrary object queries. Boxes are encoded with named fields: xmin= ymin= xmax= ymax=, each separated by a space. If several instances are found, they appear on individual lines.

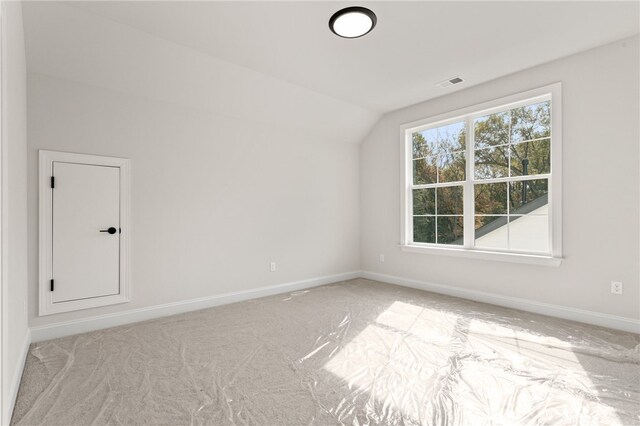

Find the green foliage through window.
xmin=474 ymin=101 xmax=550 ymax=180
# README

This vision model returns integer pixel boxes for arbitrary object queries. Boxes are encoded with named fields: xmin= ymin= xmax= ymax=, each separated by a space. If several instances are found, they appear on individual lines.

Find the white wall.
xmin=361 ymin=36 xmax=640 ymax=320
xmin=24 ymin=3 xmax=364 ymax=329
xmin=27 ymin=72 xmax=361 ymax=328
xmin=1 ymin=2 xmax=29 ymax=424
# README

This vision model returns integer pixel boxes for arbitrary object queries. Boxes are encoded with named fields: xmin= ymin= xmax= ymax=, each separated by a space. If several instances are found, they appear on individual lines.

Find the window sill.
xmin=399 ymin=244 xmax=563 ymax=267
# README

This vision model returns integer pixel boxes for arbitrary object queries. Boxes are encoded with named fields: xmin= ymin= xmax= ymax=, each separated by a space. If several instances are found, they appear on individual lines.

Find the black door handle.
xmin=100 ymin=227 xmax=118 ymax=235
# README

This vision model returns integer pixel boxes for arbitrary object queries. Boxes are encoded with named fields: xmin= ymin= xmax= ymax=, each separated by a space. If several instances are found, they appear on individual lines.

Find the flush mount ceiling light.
xmin=329 ymin=7 xmax=377 ymax=39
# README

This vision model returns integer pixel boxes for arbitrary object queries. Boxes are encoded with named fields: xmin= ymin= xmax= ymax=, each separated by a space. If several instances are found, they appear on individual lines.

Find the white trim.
xmin=400 ymin=244 xmax=562 ymax=266
xmin=0 ymin=6 xmax=11 ymax=425
xmin=549 ymin=83 xmax=563 ymax=258
xmin=362 ymin=271 xmax=640 ymax=334
xmin=0 ymin=5 xmax=6 ymax=424
xmin=401 ymin=86 xmax=557 ymax=133
xmin=30 ymin=271 xmax=361 ymax=342
xmin=28 ymin=269 xmax=638 ymax=344
xmin=400 ymin=83 xmax=563 ymax=261
xmin=462 ymin=115 xmax=474 ymax=249
xmin=38 ymin=150 xmax=131 ymax=316
xmin=5 ymin=330 xmax=29 ymax=426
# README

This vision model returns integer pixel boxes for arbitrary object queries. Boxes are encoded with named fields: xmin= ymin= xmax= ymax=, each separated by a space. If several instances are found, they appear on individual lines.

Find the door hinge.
xmin=50 ymin=279 xmax=54 ymax=291
xmin=50 ymin=176 xmax=55 ymax=189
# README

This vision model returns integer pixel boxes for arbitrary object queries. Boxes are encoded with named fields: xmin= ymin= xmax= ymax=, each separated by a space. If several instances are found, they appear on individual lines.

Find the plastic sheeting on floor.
xmin=12 ymin=279 xmax=640 ymax=425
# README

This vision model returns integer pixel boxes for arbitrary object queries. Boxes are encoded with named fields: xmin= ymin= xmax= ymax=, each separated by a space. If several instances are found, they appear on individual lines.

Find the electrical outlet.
xmin=270 ymin=262 xmax=276 ymax=272
xmin=379 ymin=254 xmax=385 ymax=263
xmin=611 ymin=281 xmax=623 ymax=295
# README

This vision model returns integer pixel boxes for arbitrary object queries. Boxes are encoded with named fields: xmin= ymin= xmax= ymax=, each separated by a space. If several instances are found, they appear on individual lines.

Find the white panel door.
xmin=52 ymin=162 xmax=121 ymax=303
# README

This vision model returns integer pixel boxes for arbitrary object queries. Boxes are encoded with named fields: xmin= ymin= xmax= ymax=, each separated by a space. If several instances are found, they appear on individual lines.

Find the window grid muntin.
xmin=408 ymin=94 xmax=552 ymax=255
xmin=410 ymin=120 xmax=466 ymax=245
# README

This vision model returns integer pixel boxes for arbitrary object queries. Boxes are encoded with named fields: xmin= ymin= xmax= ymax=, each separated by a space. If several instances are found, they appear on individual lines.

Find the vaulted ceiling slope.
xmin=23 ymin=2 xmax=639 ymax=143
xmin=22 ymin=2 xmax=380 ymax=145
xmin=63 ymin=1 xmax=639 ymax=112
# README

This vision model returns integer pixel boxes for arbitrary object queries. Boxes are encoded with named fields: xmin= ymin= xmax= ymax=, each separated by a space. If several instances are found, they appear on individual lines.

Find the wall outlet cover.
xmin=611 ymin=281 xmax=623 ymax=295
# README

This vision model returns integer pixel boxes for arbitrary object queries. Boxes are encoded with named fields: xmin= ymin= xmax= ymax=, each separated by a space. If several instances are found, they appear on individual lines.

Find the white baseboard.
xmin=362 ymin=271 xmax=640 ymax=334
xmin=30 ymin=271 xmax=361 ymax=342
xmin=5 ymin=329 xmax=31 ymax=426
xmin=29 ymin=269 xmax=639 ymax=343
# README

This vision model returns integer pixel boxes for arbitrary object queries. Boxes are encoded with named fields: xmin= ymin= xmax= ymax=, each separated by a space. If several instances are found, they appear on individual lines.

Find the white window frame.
xmin=400 ymin=83 xmax=562 ymax=266
xmin=39 ymin=150 xmax=132 ymax=315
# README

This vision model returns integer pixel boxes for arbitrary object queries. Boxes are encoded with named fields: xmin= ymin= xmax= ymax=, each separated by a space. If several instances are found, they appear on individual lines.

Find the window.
xmin=401 ymin=84 xmax=562 ymax=265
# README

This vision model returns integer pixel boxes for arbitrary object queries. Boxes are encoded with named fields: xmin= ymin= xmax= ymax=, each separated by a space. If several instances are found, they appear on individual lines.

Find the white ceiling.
xmin=64 ymin=1 xmax=639 ymax=113
xmin=23 ymin=2 xmax=382 ymax=145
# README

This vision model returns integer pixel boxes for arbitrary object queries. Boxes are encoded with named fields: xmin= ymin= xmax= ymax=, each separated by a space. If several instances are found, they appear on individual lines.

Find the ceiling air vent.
xmin=436 ymin=76 xmax=464 ymax=88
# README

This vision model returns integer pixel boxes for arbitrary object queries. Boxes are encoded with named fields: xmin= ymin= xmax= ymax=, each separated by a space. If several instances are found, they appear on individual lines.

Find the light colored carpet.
xmin=11 ymin=279 xmax=640 ymax=425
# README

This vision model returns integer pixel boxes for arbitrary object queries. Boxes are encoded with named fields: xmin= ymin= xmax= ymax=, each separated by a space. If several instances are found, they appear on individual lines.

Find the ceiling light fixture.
xmin=329 ymin=7 xmax=377 ymax=39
